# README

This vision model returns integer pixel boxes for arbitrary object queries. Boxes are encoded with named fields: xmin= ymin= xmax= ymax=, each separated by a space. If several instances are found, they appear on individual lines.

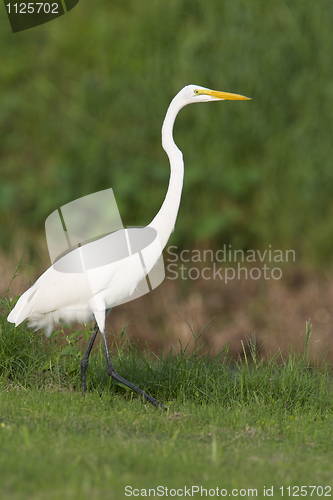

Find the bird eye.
xmin=194 ymin=89 xmax=199 ymax=95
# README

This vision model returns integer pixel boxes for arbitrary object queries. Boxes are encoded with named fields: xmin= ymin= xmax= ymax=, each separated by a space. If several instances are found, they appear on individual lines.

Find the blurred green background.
xmin=0 ymin=0 xmax=332 ymax=268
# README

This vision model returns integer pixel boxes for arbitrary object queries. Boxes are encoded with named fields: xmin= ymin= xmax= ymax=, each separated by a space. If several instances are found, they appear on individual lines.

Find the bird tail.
xmin=7 ymin=287 xmax=36 ymax=326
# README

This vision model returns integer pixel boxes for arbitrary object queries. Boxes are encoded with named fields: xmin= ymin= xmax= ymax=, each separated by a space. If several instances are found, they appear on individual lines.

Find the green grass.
xmin=1 ymin=297 xmax=333 ymax=499
xmin=1 ymin=390 xmax=333 ymax=500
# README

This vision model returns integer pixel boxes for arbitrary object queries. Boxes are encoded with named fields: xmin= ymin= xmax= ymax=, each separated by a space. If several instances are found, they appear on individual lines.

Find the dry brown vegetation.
xmin=109 ymin=267 xmax=333 ymax=362
xmin=3 ymin=252 xmax=333 ymax=363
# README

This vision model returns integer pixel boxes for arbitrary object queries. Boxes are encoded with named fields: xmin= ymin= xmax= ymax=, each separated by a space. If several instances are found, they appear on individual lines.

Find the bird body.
xmin=8 ymin=227 xmax=159 ymax=335
xmin=7 ymin=85 xmax=250 ymax=407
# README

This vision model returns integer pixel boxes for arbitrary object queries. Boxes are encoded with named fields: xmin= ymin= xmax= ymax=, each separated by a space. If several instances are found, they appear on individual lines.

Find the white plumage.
xmin=8 ymin=228 xmax=157 ymax=336
xmin=7 ymin=85 xmax=250 ymax=407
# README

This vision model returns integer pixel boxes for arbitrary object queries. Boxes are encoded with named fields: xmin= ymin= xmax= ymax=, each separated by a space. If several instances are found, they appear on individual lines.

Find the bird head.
xmin=180 ymin=84 xmax=251 ymax=104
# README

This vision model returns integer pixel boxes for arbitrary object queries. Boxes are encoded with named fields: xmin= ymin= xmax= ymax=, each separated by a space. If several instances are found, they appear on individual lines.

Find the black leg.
xmin=81 ymin=322 xmax=99 ymax=397
xmin=100 ymin=328 xmax=167 ymax=410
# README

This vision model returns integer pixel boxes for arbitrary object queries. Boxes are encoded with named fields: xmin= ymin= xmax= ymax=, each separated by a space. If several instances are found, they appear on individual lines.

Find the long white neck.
xmin=148 ymin=94 xmax=185 ymax=250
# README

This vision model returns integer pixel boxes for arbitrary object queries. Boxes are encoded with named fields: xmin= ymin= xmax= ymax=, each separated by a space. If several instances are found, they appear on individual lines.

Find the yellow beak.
xmin=202 ymin=89 xmax=251 ymax=100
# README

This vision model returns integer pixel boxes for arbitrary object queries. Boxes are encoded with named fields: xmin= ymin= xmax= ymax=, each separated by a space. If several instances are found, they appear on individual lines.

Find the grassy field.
xmin=1 ymin=298 xmax=332 ymax=499
xmin=1 ymin=388 xmax=332 ymax=500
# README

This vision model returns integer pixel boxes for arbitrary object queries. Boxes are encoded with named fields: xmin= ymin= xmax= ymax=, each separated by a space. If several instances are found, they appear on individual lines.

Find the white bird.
xmin=7 ymin=85 xmax=250 ymax=407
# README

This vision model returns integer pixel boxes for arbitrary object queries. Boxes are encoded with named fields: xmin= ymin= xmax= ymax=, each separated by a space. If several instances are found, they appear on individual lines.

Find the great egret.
xmin=7 ymin=85 xmax=250 ymax=408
